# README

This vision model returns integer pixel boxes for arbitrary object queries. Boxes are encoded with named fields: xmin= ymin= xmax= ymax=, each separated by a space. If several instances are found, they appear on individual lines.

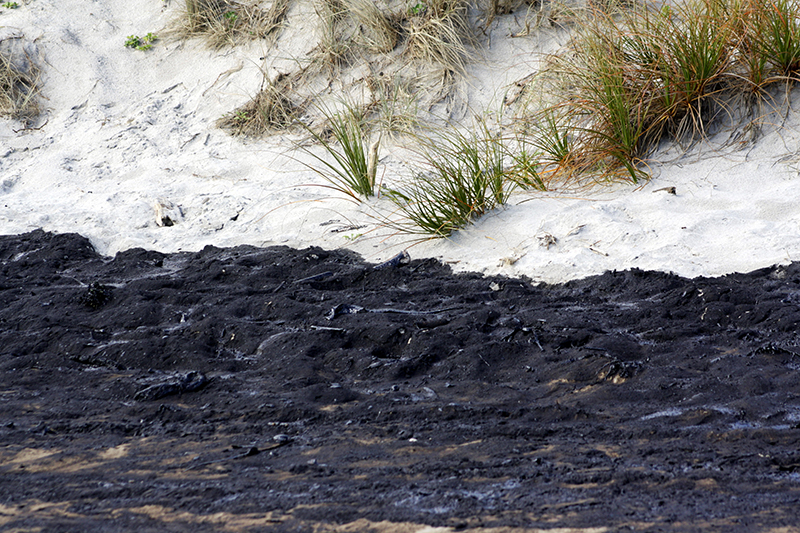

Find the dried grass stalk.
xmin=311 ymin=0 xmax=353 ymax=70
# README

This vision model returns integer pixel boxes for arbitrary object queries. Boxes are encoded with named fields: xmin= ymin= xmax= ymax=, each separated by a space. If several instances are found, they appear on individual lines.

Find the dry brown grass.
xmin=366 ymin=73 xmax=420 ymax=137
xmin=479 ymin=0 xmax=533 ymax=29
xmin=347 ymin=0 xmax=398 ymax=53
xmin=0 ymin=46 xmax=40 ymax=123
xmin=218 ymin=73 xmax=304 ymax=135
xmin=308 ymin=0 xmax=354 ymax=71
xmin=174 ymin=0 xmax=291 ymax=49
xmin=405 ymin=0 xmax=475 ymax=76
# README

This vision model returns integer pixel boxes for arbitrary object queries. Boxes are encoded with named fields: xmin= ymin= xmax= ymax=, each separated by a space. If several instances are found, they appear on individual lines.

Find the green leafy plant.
xmin=125 ymin=33 xmax=158 ymax=51
xmin=2 ymin=2 xmax=19 ymax=9
xmin=409 ymin=1 xmax=426 ymax=15
xmin=232 ymin=110 xmax=250 ymax=124
xmin=223 ymin=10 xmax=238 ymax=23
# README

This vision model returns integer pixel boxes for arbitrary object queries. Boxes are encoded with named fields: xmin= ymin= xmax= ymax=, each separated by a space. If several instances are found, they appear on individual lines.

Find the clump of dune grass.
xmin=519 ymin=0 xmax=800 ymax=184
xmin=219 ymin=73 xmax=303 ymax=135
xmin=307 ymin=0 xmax=405 ymax=74
xmin=367 ymin=73 xmax=420 ymax=137
xmin=174 ymin=0 xmax=290 ymax=48
xmin=405 ymin=0 xmax=475 ymax=76
xmin=385 ymin=119 xmax=516 ymax=236
xmin=502 ymin=128 xmax=551 ymax=191
xmin=738 ymin=0 xmax=800 ymax=88
xmin=558 ymin=0 xmax=733 ymax=180
xmin=0 ymin=47 xmax=40 ymax=123
xmin=479 ymin=0 xmax=533 ymax=29
xmin=347 ymin=0 xmax=398 ymax=53
xmin=299 ymin=102 xmax=379 ymax=200
xmin=307 ymin=0 xmax=354 ymax=72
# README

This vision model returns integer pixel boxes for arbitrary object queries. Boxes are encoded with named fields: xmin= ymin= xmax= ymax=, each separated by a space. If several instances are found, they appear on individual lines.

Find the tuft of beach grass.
xmin=516 ymin=0 xmax=800 ymax=184
xmin=0 ymin=45 xmax=40 ymax=123
xmin=298 ymin=101 xmax=379 ymax=201
xmin=173 ymin=0 xmax=291 ymax=49
xmin=218 ymin=72 xmax=304 ymax=135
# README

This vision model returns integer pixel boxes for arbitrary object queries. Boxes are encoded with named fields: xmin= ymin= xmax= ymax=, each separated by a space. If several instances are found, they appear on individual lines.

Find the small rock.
xmin=273 ymin=434 xmax=292 ymax=444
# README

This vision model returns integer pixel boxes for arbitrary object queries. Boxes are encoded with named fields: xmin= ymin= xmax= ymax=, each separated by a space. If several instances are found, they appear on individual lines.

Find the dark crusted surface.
xmin=1 ymin=229 xmax=800 ymax=532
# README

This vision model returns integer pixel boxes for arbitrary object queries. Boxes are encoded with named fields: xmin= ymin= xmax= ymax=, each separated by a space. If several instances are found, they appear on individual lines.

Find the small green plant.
xmin=125 ymin=33 xmax=158 ymax=51
xmin=410 ymin=1 xmax=426 ymax=15
xmin=2 ymin=2 xmax=20 ymax=9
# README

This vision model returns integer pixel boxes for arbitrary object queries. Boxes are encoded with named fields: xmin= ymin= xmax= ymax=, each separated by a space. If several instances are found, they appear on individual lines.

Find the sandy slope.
xmin=2 ymin=0 xmax=800 ymax=283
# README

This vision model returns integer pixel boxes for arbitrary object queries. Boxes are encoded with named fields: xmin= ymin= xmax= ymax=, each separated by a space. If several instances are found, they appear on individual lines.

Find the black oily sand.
xmin=1 ymin=229 xmax=799 ymax=532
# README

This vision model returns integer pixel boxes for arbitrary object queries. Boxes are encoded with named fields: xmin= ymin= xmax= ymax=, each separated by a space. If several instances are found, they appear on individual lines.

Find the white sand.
xmin=2 ymin=0 xmax=800 ymax=283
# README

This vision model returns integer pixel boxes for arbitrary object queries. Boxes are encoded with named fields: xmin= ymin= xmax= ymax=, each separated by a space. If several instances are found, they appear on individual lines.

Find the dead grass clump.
xmin=0 ymin=46 xmax=40 ymax=123
xmin=405 ymin=0 xmax=475 ymax=76
xmin=294 ymin=0 xmax=482 ymax=128
xmin=219 ymin=73 xmax=303 ymax=135
xmin=175 ymin=0 xmax=290 ymax=48
xmin=347 ymin=0 xmax=398 ymax=53
xmin=309 ymin=0 xmax=354 ymax=71
xmin=305 ymin=0 xmax=399 ymax=78
xmin=366 ymin=72 xmax=420 ymax=136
